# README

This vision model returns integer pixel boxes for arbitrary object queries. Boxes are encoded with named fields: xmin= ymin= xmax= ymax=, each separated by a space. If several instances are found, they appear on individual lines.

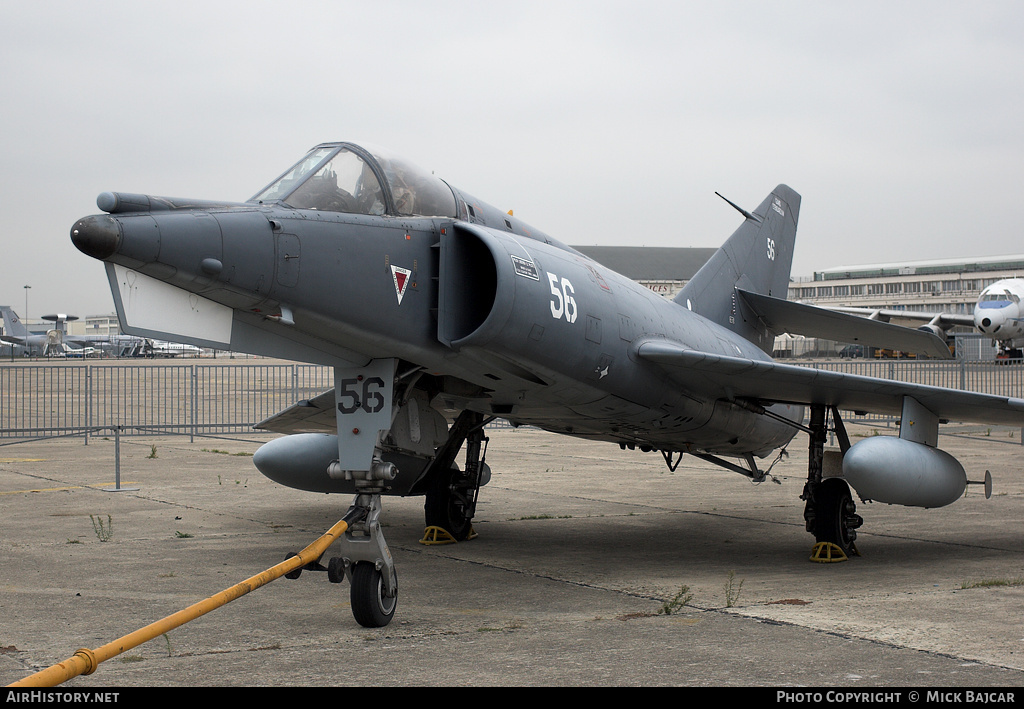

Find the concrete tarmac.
xmin=1 ymin=423 xmax=1023 ymax=687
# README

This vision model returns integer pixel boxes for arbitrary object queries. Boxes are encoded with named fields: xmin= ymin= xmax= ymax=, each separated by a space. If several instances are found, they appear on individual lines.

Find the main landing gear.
xmin=637 ymin=399 xmax=866 ymax=563
xmin=422 ymin=410 xmax=491 ymax=542
xmin=801 ymin=405 xmax=863 ymax=561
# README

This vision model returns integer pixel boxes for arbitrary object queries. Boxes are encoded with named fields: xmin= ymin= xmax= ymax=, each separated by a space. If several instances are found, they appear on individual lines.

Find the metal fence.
xmin=0 ymin=362 xmax=333 ymax=442
xmin=794 ymin=358 xmax=1024 ymax=426
xmin=2 ymin=359 xmax=1023 ymax=443
xmin=792 ymin=358 xmax=1024 ymax=400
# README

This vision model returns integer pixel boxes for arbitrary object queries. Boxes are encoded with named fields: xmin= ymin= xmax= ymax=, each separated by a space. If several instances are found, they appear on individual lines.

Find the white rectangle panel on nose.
xmin=107 ymin=263 xmax=233 ymax=348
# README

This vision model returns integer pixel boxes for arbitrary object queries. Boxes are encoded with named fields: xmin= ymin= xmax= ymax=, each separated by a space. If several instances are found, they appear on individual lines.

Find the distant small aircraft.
xmin=71 ymin=142 xmax=1024 ymax=627
xmin=144 ymin=339 xmax=203 ymax=357
xmin=0 ymin=307 xmax=82 ymax=356
xmin=0 ymin=306 xmax=202 ymax=358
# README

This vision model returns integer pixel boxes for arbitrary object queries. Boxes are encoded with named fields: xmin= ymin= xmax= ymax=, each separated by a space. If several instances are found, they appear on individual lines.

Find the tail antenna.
xmin=715 ymin=191 xmax=762 ymax=223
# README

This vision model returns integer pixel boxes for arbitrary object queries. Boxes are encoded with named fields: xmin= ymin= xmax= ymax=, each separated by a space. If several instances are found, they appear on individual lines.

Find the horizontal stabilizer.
xmin=737 ymin=290 xmax=953 ymax=359
xmin=826 ymin=305 xmax=975 ymax=329
xmin=635 ymin=339 xmax=1024 ymax=426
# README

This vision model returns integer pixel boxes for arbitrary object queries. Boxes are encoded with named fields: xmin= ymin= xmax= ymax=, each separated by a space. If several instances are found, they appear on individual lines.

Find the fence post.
xmin=103 ymin=425 xmax=139 ymax=492
xmin=85 ymin=366 xmax=91 ymax=446
xmin=190 ymin=365 xmax=197 ymax=443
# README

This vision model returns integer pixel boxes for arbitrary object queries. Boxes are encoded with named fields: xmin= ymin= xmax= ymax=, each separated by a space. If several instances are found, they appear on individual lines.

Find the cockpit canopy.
xmin=251 ymin=142 xmax=458 ymax=218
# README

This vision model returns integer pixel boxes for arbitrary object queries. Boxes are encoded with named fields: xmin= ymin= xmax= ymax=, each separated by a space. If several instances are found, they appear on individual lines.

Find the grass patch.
xmin=203 ymin=448 xmax=253 ymax=456
xmin=960 ymin=577 xmax=1024 ymax=589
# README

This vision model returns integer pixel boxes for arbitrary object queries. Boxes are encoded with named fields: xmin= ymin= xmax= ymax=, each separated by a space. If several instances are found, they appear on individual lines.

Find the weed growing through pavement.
xmin=90 ymin=514 xmax=113 ymax=542
xmin=658 ymin=584 xmax=693 ymax=615
xmin=724 ymin=571 xmax=744 ymax=607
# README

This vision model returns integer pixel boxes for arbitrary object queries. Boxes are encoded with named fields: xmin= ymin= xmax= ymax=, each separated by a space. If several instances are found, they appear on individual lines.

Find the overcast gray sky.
xmin=2 ymin=1 xmax=1022 ymax=318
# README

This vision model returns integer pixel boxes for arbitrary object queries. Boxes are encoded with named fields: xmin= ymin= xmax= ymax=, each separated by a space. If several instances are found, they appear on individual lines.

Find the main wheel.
xmin=813 ymin=478 xmax=862 ymax=556
xmin=350 ymin=562 xmax=397 ymax=628
xmin=424 ymin=467 xmax=475 ymax=540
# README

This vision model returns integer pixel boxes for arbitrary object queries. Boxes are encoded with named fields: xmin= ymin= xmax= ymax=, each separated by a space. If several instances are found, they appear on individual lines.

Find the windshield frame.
xmin=250 ymin=142 xmax=458 ymax=218
xmin=250 ymin=146 xmax=340 ymax=205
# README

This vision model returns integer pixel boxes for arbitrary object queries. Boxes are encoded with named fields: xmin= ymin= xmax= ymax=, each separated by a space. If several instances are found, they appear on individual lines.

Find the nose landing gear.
xmin=324 ymin=495 xmax=398 ymax=627
xmin=283 ymin=493 xmax=398 ymax=628
xmin=281 ymin=361 xmax=494 ymax=627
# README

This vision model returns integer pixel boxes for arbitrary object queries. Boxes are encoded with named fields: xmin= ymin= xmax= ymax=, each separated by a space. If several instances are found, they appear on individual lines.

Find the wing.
xmin=636 ymin=339 xmax=1024 ymax=426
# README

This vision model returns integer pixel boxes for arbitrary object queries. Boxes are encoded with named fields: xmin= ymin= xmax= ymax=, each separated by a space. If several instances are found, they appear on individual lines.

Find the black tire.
xmin=350 ymin=562 xmax=396 ymax=628
xmin=423 ymin=467 xmax=474 ymax=540
xmin=813 ymin=478 xmax=861 ymax=556
xmin=327 ymin=556 xmax=345 ymax=584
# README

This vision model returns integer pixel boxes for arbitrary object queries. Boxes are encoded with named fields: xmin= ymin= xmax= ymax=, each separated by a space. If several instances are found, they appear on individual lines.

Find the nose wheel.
xmin=349 ymin=561 xmax=397 ymax=628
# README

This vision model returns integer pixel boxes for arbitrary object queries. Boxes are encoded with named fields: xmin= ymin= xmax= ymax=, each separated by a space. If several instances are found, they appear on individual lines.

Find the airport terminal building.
xmin=788 ymin=254 xmax=1024 ymax=317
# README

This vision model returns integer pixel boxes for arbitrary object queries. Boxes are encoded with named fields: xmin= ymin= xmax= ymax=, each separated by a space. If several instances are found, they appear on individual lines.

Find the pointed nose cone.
xmin=71 ymin=215 xmax=121 ymax=260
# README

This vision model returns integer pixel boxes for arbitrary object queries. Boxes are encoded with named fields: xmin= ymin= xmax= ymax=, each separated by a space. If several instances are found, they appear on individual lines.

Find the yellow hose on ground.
xmin=8 ymin=514 xmax=356 ymax=687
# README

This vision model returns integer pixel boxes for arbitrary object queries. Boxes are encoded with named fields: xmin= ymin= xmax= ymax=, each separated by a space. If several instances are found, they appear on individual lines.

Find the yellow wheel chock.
xmin=810 ymin=541 xmax=858 ymax=563
xmin=419 ymin=525 xmax=477 ymax=545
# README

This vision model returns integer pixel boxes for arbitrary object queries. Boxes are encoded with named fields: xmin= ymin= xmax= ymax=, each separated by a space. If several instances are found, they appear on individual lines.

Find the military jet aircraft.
xmin=70 ymin=142 xmax=1024 ymax=627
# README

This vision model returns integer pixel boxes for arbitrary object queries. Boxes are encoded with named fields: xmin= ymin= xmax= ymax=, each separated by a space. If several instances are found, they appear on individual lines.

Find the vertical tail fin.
xmin=0 ymin=306 xmax=30 ymax=338
xmin=675 ymin=185 xmax=801 ymax=354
